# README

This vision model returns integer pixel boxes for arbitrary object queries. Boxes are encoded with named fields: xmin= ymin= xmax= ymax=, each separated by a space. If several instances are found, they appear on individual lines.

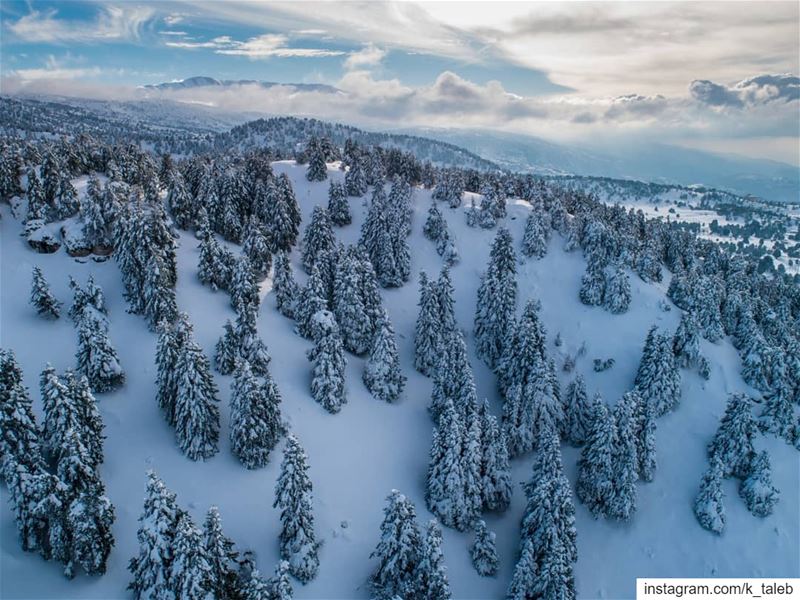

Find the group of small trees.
xmin=369 ymin=490 xmax=451 ymax=600
xmin=1 ymin=351 xmax=115 ymax=579
xmin=129 ymin=471 xmax=293 ymax=599
xmin=695 ymin=393 xmax=779 ymax=534
xmin=155 ymin=314 xmax=220 ymax=461
xmin=359 ymin=181 xmax=413 ymax=288
xmin=423 ymin=201 xmax=459 ymax=265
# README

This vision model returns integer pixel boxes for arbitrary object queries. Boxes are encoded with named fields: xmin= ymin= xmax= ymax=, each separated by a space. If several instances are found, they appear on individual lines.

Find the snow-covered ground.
xmin=1 ymin=162 xmax=797 ymax=599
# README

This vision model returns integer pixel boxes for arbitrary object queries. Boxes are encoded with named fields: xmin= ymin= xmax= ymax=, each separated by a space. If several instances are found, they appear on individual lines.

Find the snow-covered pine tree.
xmin=230 ymin=359 xmax=282 ymax=469
xmin=273 ymin=434 xmax=320 ymax=583
xmin=128 ymin=471 xmax=181 ymax=600
xmin=174 ymin=338 xmax=220 ymax=461
xmin=634 ymin=326 xmax=681 ymax=417
xmin=760 ymin=386 xmax=795 ymax=443
xmin=509 ymin=425 xmax=577 ymax=600
xmin=166 ymin=173 xmax=194 ymax=230
xmin=470 ymin=520 xmax=498 ymax=577
xmin=576 ymin=394 xmax=616 ymax=518
xmin=203 ymin=506 xmax=239 ymax=599
xmin=707 ymin=393 xmax=757 ymax=478
xmin=75 ymin=309 xmax=125 ymax=392
xmin=328 ymin=180 xmax=351 ymax=226
xmin=480 ymin=404 xmax=512 ymax=512
xmin=332 ymin=251 xmax=373 ymax=355
xmin=67 ymin=484 xmax=115 ymax=576
xmin=268 ymin=560 xmax=294 ymax=600
xmin=693 ymin=454 xmax=726 ymax=534
xmin=738 ymin=451 xmax=779 ymax=517
xmin=301 ymin=206 xmax=336 ymax=274
xmin=305 ymin=138 xmax=328 ymax=182
xmin=30 ymin=266 xmax=61 ymax=319
xmin=63 ymin=371 xmax=104 ymax=468
xmin=170 ymin=513 xmax=215 ymax=600
xmin=214 ymin=319 xmax=239 ymax=376
xmin=230 ymin=254 xmax=260 ymax=313
xmin=369 ymin=489 xmax=421 ymax=599
xmin=363 ymin=311 xmax=405 ymax=403
xmin=424 ymin=201 xmax=446 ymax=242
xmin=0 ymin=350 xmax=43 ymax=474
xmin=242 ymin=223 xmax=273 ymax=280
xmin=579 ymin=256 xmax=606 ymax=306
xmin=40 ymin=364 xmax=79 ymax=463
xmin=426 ymin=398 xmax=470 ymax=531
xmin=242 ymin=569 xmax=272 ymax=600
xmin=610 ymin=391 xmax=639 ymax=521
xmin=307 ymin=310 xmax=347 ymax=414
xmin=272 ymin=251 xmax=300 ymax=319
xmin=144 ymin=254 xmax=178 ymax=331
xmin=345 ymin=154 xmax=368 ymax=197
xmin=604 ymin=264 xmax=631 ymax=314
xmin=414 ymin=273 xmax=442 ymax=376
xmin=435 ymin=266 xmax=457 ymax=337
xmin=295 ymin=265 xmax=328 ymax=339
xmin=672 ymin=310 xmax=709 ymax=378
xmin=197 ymin=227 xmax=231 ymax=292
xmin=564 ymin=374 xmax=592 ymax=447
xmin=155 ymin=315 xmax=191 ymax=427
xmin=474 ymin=228 xmax=517 ymax=369
xmin=416 ymin=519 xmax=451 ymax=600
xmin=521 ymin=210 xmax=548 ymax=259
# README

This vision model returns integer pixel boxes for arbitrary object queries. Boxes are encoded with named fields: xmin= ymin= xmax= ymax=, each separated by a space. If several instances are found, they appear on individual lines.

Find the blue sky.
xmin=2 ymin=1 xmax=798 ymax=164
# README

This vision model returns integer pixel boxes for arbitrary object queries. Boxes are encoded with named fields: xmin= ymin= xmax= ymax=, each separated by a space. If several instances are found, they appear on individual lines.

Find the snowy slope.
xmin=1 ymin=162 xmax=797 ymax=600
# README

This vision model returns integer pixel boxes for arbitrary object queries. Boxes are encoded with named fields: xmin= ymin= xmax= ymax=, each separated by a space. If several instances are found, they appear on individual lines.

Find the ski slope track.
xmin=1 ymin=162 xmax=797 ymax=599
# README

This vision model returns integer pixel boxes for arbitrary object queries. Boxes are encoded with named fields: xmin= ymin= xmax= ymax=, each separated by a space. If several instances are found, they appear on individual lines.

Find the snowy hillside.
xmin=2 ymin=161 xmax=797 ymax=599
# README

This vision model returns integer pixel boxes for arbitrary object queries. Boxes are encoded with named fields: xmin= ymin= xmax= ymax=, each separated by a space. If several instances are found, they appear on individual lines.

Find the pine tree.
xmin=203 ymin=506 xmax=239 ymax=599
xmin=171 ymin=513 xmax=215 ymax=600
xmin=67 ymin=484 xmax=115 ymax=575
xmin=174 ymin=339 xmax=220 ymax=461
xmin=509 ymin=426 xmax=577 ymax=600
xmin=63 ymin=370 xmax=104 ymax=468
xmin=333 ymin=252 xmax=373 ymax=355
xmin=129 ymin=471 xmax=181 ymax=600
xmin=0 ymin=350 xmax=43 ymax=474
xmin=272 ymin=251 xmax=300 ymax=319
xmin=242 ymin=224 xmax=273 ymax=280
xmin=604 ymin=264 xmax=631 ymax=314
xmin=471 ymin=520 xmax=498 ymax=577
xmin=155 ymin=315 xmax=191 ymax=427
xmin=424 ymin=201 xmax=446 ymax=242
xmin=634 ymin=326 xmax=681 ymax=417
xmin=235 ymin=303 xmax=272 ymax=378
xmin=760 ymin=386 xmax=795 ymax=443
xmin=521 ymin=210 xmax=548 ymax=259
xmin=345 ymin=155 xmax=368 ymax=197
xmin=230 ymin=360 xmax=282 ymax=469
xmin=307 ymin=310 xmax=347 ymax=414
xmin=242 ymin=569 xmax=272 ymax=600
xmin=30 ymin=266 xmax=61 ymax=319
xmin=609 ymin=391 xmax=639 ymax=521
xmin=576 ymin=395 xmax=616 ymax=518
xmin=75 ymin=307 xmax=125 ymax=393
xmin=364 ymin=311 xmax=405 ymax=403
xmin=40 ymin=364 xmax=79 ymax=463
xmin=305 ymin=138 xmax=328 ymax=182
xmin=268 ymin=560 xmax=294 ymax=600
xmin=166 ymin=174 xmax=194 ymax=230
xmin=273 ymin=434 xmax=320 ymax=583
xmin=474 ymin=228 xmax=517 ymax=369
xmin=214 ymin=320 xmax=240 ymax=376
xmin=301 ymin=206 xmax=335 ymax=274
xmin=579 ymin=257 xmax=606 ymax=306
xmin=480 ymin=406 xmax=512 ymax=512
xmin=369 ymin=490 xmax=421 ymax=599
xmin=328 ymin=181 xmax=351 ymax=226
xmin=564 ymin=374 xmax=591 ymax=447
xmin=144 ymin=254 xmax=178 ymax=331
xmin=426 ymin=399 xmax=471 ymax=531
xmin=694 ymin=454 xmax=726 ymax=534
xmin=414 ymin=273 xmax=442 ymax=376
xmin=295 ymin=265 xmax=328 ymax=339
xmin=673 ymin=311 xmax=709 ymax=378
xmin=198 ymin=227 xmax=231 ymax=292
xmin=416 ymin=519 xmax=451 ymax=600
xmin=707 ymin=393 xmax=757 ymax=478
xmin=230 ymin=255 xmax=260 ymax=313
xmin=738 ymin=451 xmax=779 ymax=517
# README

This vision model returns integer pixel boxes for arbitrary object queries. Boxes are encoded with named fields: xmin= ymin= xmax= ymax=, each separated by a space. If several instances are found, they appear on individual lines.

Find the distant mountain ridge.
xmin=144 ymin=76 xmax=342 ymax=95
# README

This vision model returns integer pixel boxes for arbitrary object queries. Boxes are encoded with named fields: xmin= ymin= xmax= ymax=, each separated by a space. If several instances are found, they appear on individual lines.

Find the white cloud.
xmin=164 ymin=31 xmax=344 ymax=58
xmin=7 ymin=6 xmax=155 ymax=43
xmin=344 ymin=44 xmax=386 ymax=70
xmin=160 ymin=31 xmax=188 ymax=37
xmin=163 ymin=13 xmax=184 ymax=26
